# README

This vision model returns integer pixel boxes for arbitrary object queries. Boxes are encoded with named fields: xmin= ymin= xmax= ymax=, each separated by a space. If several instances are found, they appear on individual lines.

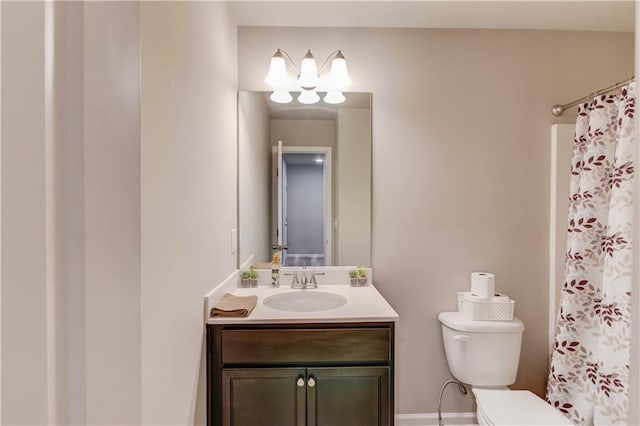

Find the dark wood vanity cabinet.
xmin=207 ymin=322 xmax=394 ymax=426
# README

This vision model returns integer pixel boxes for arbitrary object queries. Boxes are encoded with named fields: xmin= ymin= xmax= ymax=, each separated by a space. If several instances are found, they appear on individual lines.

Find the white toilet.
xmin=438 ymin=311 xmax=572 ymax=425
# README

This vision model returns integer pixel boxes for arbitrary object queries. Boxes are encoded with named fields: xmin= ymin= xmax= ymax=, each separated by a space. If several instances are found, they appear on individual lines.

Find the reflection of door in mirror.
xmin=237 ymin=91 xmax=371 ymax=269
xmin=273 ymin=146 xmax=332 ymax=267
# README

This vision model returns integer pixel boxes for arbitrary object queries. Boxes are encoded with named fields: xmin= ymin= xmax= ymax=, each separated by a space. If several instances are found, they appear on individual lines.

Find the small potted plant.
xmin=248 ymin=266 xmax=259 ymax=287
xmin=357 ymin=266 xmax=368 ymax=286
xmin=239 ymin=270 xmax=251 ymax=287
xmin=348 ymin=270 xmax=358 ymax=286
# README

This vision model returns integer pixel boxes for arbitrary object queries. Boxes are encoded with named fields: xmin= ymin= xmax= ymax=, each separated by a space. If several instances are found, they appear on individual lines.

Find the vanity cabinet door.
xmin=306 ymin=366 xmax=390 ymax=426
xmin=222 ymin=368 xmax=306 ymax=426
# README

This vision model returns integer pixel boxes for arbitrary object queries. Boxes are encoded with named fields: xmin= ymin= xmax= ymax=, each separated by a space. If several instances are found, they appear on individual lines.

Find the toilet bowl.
xmin=473 ymin=388 xmax=572 ymax=425
xmin=438 ymin=312 xmax=572 ymax=426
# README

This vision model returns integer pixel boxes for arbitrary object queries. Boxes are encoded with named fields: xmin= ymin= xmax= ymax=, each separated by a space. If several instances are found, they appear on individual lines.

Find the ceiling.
xmin=228 ymin=1 xmax=634 ymax=32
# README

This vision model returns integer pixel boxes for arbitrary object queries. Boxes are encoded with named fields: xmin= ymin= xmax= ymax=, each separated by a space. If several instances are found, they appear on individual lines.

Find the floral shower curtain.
xmin=546 ymin=83 xmax=635 ymax=425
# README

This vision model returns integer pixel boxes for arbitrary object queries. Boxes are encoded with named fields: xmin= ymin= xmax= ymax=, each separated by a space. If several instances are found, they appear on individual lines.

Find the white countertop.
xmin=207 ymin=284 xmax=399 ymax=325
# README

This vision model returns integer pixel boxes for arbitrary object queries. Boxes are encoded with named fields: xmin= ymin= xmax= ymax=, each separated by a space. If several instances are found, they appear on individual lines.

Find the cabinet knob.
xmin=297 ymin=378 xmax=305 ymax=387
xmin=308 ymin=377 xmax=316 ymax=388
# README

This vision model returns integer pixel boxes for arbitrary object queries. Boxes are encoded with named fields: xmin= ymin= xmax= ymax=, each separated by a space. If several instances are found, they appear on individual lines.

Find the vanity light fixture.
xmin=265 ymin=49 xmax=352 ymax=105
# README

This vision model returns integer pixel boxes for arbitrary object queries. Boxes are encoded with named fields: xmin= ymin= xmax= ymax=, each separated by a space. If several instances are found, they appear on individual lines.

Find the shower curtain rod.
xmin=551 ymin=76 xmax=635 ymax=117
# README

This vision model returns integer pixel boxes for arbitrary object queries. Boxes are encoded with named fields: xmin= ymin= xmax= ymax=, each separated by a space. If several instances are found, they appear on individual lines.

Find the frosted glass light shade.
xmin=324 ymin=91 xmax=346 ymax=104
xmin=270 ymin=90 xmax=293 ymax=104
xmin=298 ymin=90 xmax=320 ymax=105
xmin=265 ymin=50 xmax=288 ymax=87
xmin=329 ymin=51 xmax=352 ymax=89
xmin=297 ymin=50 xmax=320 ymax=90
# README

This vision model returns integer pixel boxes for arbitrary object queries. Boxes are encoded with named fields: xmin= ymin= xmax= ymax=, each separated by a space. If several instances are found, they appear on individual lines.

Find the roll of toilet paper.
xmin=471 ymin=272 xmax=495 ymax=299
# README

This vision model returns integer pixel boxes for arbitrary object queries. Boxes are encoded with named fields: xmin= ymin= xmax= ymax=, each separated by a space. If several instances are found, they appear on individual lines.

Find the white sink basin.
xmin=263 ymin=291 xmax=348 ymax=312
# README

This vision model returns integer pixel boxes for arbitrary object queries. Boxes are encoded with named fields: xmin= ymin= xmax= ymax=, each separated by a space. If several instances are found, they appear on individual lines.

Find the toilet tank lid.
xmin=438 ymin=311 xmax=524 ymax=333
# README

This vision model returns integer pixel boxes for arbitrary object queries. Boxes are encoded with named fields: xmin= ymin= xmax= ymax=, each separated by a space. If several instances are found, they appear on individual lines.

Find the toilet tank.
xmin=438 ymin=311 xmax=525 ymax=386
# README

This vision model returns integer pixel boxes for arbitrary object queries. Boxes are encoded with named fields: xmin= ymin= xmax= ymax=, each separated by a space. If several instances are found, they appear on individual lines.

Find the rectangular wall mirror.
xmin=238 ymin=91 xmax=372 ymax=269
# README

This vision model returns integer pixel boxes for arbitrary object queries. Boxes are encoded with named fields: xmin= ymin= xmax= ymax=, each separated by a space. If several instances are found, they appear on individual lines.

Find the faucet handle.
xmin=310 ymin=272 xmax=325 ymax=285
xmin=284 ymin=272 xmax=299 ymax=286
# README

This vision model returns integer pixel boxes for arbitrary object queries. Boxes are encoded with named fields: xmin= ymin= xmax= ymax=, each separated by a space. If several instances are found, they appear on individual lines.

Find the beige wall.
xmin=239 ymin=27 xmax=634 ymax=413
xmin=83 ymin=3 xmax=142 ymax=424
xmin=1 ymin=2 xmax=50 ymax=423
xmin=2 ymin=3 xmax=143 ymax=423
xmin=337 ymin=108 xmax=372 ymax=266
xmin=52 ymin=3 xmax=85 ymax=423
xmin=140 ymin=2 xmax=237 ymax=424
xmin=238 ymin=92 xmax=271 ymax=266
xmin=271 ymin=119 xmax=335 ymax=147
xmin=2 ymin=2 xmax=237 ymax=424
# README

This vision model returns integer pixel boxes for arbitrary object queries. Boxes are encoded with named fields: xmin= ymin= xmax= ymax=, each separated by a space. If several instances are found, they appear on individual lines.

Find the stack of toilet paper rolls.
xmin=457 ymin=272 xmax=515 ymax=321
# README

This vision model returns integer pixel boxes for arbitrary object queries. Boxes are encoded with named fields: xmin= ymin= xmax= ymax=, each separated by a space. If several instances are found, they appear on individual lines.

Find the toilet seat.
xmin=473 ymin=389 xmax=573 ymax=425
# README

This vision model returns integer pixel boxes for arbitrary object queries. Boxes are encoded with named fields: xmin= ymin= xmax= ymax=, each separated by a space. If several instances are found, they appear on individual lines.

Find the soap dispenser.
xmin=271 ymin=251 xmax=280 ymax=287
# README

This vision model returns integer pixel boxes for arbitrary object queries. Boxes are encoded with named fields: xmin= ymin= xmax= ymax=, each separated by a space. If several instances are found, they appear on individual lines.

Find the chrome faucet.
xmin=300 ymin=267 xmax=309 ymax=285
xmin=285 ymin=267 xmax=324 ymax=289
xmin=309 ymin=271 xmax=324 ymax=286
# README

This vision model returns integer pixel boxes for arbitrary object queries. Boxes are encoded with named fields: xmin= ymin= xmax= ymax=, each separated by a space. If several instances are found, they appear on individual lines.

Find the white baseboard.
xmin=396 ymin=412 xmax=477 ymax=426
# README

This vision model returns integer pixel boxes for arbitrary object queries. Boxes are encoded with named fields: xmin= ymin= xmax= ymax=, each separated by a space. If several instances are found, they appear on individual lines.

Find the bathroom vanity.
xmin=206 ymin=284 xmax=398 ymax=426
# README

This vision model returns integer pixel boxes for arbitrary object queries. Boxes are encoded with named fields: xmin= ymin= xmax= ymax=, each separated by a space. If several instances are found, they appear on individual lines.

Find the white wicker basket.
xmin=457 ymin=292 xmax=514 ymax=321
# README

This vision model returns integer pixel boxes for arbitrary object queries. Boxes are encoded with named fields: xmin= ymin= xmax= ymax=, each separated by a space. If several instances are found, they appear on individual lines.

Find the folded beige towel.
xmin=210 ymin=293 xmax=258 ymax=318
